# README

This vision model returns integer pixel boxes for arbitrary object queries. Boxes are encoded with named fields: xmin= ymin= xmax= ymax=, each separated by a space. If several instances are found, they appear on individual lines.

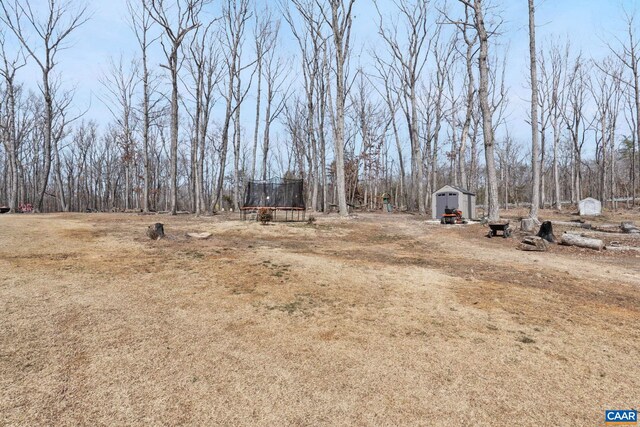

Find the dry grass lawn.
xmin=1 ymin=210 xmax=639 ymax=426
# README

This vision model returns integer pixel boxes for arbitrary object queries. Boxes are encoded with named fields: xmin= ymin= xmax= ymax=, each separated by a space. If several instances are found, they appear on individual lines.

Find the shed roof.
xmin=434 ymin=185 xmax=476 ymax=196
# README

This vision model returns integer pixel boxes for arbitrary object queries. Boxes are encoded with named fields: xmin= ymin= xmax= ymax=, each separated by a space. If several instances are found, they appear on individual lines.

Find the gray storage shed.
xmin=431 ymin=185 xmax=476 ymax=220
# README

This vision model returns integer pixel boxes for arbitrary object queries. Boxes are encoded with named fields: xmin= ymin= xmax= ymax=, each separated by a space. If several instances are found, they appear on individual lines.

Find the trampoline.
xmin=241 ymin=178 xmax=306 ymax=222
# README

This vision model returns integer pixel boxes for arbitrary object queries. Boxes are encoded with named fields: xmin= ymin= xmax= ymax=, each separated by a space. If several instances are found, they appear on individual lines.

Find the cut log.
xmin=560 ymin=233 xmax=603 ymax=251
xmin=147 ymin=223 xmax=165 ymax=240
xmin=521 ymin=218 xmax=535 ymax=232
xmin=536 ymin=221 xmax=557 ymax=243
xmin=186 ymin=232 xmax=212 ymax=240
xmin=518 ymin=236 xmax=548 ymax=251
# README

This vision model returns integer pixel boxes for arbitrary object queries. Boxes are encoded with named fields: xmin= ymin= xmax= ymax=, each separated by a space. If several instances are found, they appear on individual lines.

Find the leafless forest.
xmin=0 ymin=0 xmax=639 ymax=219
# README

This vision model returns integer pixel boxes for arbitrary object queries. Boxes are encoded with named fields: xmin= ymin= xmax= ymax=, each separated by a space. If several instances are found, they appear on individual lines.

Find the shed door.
xmin=436 ymin=192 xmax=458 ymax=217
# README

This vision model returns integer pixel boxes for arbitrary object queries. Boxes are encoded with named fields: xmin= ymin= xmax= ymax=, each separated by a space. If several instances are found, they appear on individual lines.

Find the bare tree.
xmin=606 ymin=10 xmax=640 ymax=206
xmin=213 ymin=0 xmax=251 ymax=212
xmin=539 ymin=39 xmax=569 ymax=209
xmin=429 ymin=32 xmax=456 ymax=200
xmin=458 ymin=0 xmax=501 ymax=221
xmin=186 ymin=23 xmax=222 ymax=215
xmin=127 ymin=0 xmax=160 ymax=213
xmin=260 ymin=37 xmax=289 ymax=182
xmin=457 ymin=5 xmax=477 ymax=190
xmin=0 ymin=0 xmax=89 ymax=212
xmin=99 ymin=57 xmax=138 ymax=211
xmin=0 ymin=30 xmax=25 ymax=212
xmin=322 ymin=0 xmax=355 ymax=217
xmin=144 ymin=0 xmax=205 ymax=215
xmin=376 ymin=0 xmax=430 ymax=215
xmin=591 ymin=56 xmax=623 ymax=207
xmin=284 ymin=0 xmax=327 ymax=211
xmin=371 ymin=56 xmax=407 ymax=209
xmin=562 ymin=54 xmax=591 ymax=203
xmin=528 ymin=0 xmax=540 ymax=219
xmin=250 ymin=6 xmax=279 ymax=181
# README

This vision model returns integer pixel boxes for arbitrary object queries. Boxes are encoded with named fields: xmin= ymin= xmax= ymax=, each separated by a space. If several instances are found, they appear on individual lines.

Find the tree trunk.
xmin=252 ymin=59 xmax=262 ymax=179
xmin=170 ymin=48 xmax=179 ymax=215
xmin=412 ymin=85 xmax=426 ymax=215
xmin=528 ymin=0 xmax=540 ymax=220
xmin=36 ymin=70 xmax=53 ymax=212
xmin=233 ymin=68 xmax=242 ymax=212
xmin=474 ymin=1 xmax=500 ymax=222
xmin=330 ymin=3 xmax=350 ymax=217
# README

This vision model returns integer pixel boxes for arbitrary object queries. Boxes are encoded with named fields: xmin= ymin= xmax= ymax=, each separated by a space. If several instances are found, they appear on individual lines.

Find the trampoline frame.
xmin=240 ymin=206 xmax=306 ymax=222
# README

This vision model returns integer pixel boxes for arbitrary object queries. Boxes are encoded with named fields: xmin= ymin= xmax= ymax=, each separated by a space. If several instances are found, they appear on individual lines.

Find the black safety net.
xmin=243 ymin=178 xmax=305 ymax=209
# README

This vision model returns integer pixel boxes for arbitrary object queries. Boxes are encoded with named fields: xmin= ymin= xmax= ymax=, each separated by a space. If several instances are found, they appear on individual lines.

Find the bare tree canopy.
xmin=0 ymin=0 xmax=638 ymax=216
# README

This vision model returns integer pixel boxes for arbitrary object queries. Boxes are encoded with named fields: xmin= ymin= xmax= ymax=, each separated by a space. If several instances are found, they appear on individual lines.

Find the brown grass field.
xmin=1 ymin=209 xmax=639 ymax=426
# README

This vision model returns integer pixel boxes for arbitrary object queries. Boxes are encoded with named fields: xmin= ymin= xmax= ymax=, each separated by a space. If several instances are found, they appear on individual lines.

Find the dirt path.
xmin=0 ymin=213 xmax=638 ymax=426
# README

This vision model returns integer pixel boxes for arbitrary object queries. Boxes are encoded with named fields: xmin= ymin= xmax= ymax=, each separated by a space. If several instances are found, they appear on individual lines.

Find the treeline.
xmin=0 ymin=0 xmax=639 ymax=217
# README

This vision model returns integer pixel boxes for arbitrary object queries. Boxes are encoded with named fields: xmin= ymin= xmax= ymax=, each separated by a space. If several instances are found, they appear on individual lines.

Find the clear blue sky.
xmin=6 ymin=0 xmax=640 ymax=153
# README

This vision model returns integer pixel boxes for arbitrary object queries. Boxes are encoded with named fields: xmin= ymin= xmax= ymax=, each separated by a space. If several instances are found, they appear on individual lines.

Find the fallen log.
xmin=552 ymin=220 xmax=591 ymax=229
xmin=579 ymin=230 xmax=640 ymax=240
xmin=560 ymin=233 xmax=603 ymax=251
xmin=592 ymin=225 xmax=625 ymax=233
xmin=605 ymin=245 xmax=640 ymax=252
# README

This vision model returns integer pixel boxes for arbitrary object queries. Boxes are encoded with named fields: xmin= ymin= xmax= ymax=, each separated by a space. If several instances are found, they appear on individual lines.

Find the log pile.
xmin=518 ymin=236 xmax=549 ymax=252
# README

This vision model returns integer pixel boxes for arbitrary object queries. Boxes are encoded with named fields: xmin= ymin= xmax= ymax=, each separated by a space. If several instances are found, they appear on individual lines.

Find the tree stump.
xmin=560 ymin=233 xmax=603 ymax=251
xmin=537 ymin=221 xmax=557 ymax=243
xmin=521 ymin=218 xmax=535 ymax=232
xmin=147 ymin=223 xmax=165 ymax=240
